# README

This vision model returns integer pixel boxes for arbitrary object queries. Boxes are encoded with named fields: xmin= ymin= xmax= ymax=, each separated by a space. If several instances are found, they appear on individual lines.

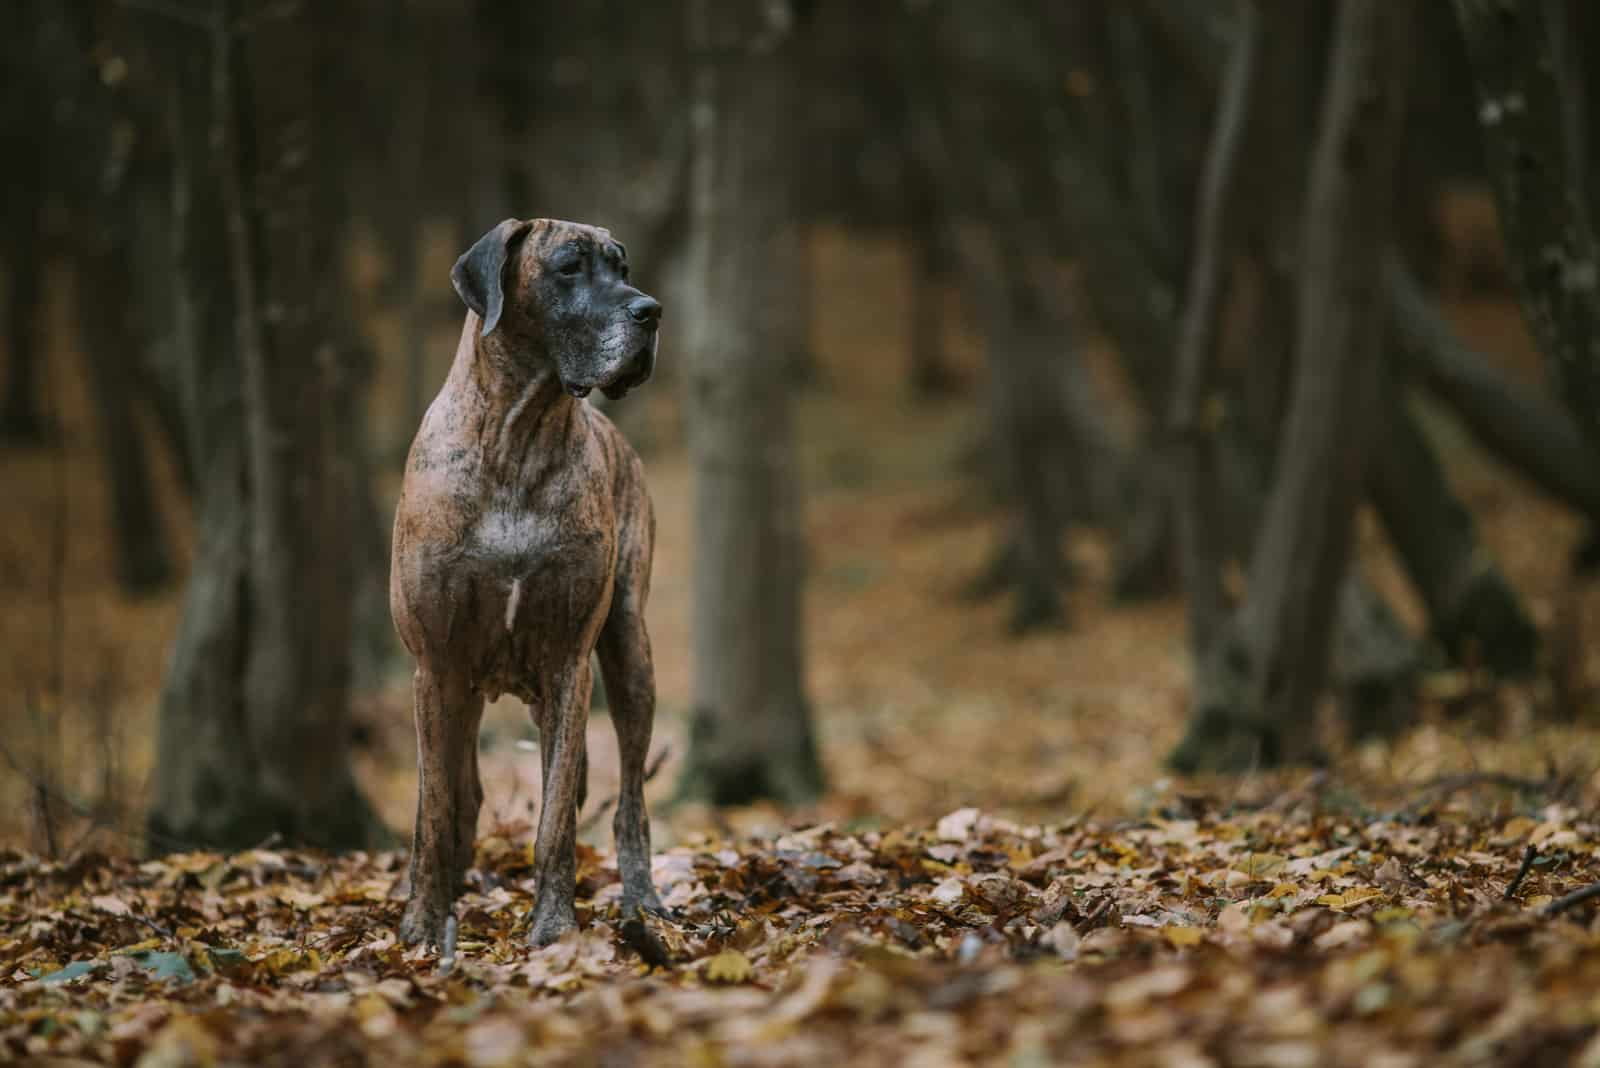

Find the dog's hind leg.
xmin=400 ymin=666 xmax=482 ymax=947
xmin=597 ymin=604 xmax=665 ymax=920
xmin=527 ymin=660 xmax=592 ymax=946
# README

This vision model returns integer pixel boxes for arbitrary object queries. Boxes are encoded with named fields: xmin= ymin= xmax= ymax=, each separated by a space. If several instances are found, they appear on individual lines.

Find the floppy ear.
xmin=451 ymin=219 xmax=534 ymax=336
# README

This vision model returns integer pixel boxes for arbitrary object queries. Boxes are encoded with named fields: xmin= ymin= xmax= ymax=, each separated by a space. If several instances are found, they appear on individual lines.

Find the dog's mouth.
xmin=563 ymin=334 xmax=657 ymax=402
xmin=599 ymin=337 xmax=657 ymax=401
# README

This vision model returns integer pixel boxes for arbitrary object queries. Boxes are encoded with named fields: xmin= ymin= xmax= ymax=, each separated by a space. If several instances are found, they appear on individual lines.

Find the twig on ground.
xmin=134 ymin=913 xmax=177 ymax=942
xmin=1399 ymin=772 xmax=1558 ymax=818
xmin=1541 ymin=881 xmax=1600 ymax=919
xmin=251 ymin=831 xmax=285 ymax=852
xmin=0 ymin=736 xmax=198 ymax=853
xmin=1505 ymin=844 xmax=1538 ymax=901
xmin=577 ymin=745 xmax=672 ymax=834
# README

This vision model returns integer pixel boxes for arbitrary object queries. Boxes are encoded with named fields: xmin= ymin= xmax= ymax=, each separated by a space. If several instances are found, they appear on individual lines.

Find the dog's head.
xmin=452 ymin=218 xmax=661 ymax=400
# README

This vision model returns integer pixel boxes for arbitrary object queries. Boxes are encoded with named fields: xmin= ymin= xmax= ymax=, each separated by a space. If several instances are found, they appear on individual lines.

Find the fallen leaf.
xmin=703 ymin=949 xmax=753 ymax=985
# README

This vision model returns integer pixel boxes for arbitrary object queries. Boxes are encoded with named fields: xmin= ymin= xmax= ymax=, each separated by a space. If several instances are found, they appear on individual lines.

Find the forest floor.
xmin=7 ymin=229 xmax=1600 ymax=1065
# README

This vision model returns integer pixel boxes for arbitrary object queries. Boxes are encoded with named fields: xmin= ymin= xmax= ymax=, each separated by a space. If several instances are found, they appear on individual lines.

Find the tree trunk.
xmin=79 ymin=248 xmax=173 ymax=594
xmin=1171 ymin=0 xmax=1415 ymax=772
xmin=0 ymin=7 xmax=50 ymax=447
xmin=0 ymin=159 xmax=47 ymax=446
xmin=677 ymin=0 xmax=824 ymax=806
xmin=906 ymin=219 xmax=956 ymax=398
xmin=1369 ymin=376 xmax=1538 ymax=677
xmin=1454 ymin=0 xmax=1600 ymax=451
xmin=1216 ymin=422 xmax=1421 ymax=737
xmin=1330 ymin=573 xmax=1419 ymax=741
xmin=1232 ymin=1 xmax=1329 ymax=461
xmin=148 ymin=0 xmax=385 ymax=851
xmin=25 ymin=2 xmax=176 ymax=591
xmin=958 ymin=236 xmax=1073 ymax=632
xmin=1384 ymin=251 xmax=1600 ymax=525
xmin=1109 ymin=8 xmax=1181 ymax=278
xmin=1170 ymin=0 xmax=1261 ymax=659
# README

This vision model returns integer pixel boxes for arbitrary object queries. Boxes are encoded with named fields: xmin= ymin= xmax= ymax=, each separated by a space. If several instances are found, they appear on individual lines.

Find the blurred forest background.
xmin=5 ymin=0 xmax=1600 ymax=858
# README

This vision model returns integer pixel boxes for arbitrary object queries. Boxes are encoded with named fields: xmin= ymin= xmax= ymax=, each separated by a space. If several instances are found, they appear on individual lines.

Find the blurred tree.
xmin=677 ymin=0 xmax=824 ymax=804
xmin=146 ymin=0 xmax=385 ymax=850
xmin=903 ymin=0 xmax=1128 ymax=632
xmin=1454 ymin=0 xmax=1600 ymax=456
xmin=1172 ymin=0 xmax=1415 ymax=771
xmin=1169 ymin=0 xmax=1260 ymax=669
xmin=20 ymin=1 xmax=178 ymax=593
xmin=1143 ymin=0 xmax=1547 ymax=734
xmin=0 ymin=19 xmax=49 ymax=447
xmin=1384 ymin=252 xmax=1600 ymax=528
xmin=1368 ymin=377 xmax=1536 ymax=679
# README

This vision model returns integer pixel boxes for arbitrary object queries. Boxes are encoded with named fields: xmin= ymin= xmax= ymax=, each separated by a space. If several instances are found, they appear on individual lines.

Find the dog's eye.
xmin=556 ymin=259 xmax=583 ymax=277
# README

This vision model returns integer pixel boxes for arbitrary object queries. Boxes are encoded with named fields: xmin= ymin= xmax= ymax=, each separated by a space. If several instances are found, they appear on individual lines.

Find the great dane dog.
xmin=390 ymin=218 xmax=664 ymax=947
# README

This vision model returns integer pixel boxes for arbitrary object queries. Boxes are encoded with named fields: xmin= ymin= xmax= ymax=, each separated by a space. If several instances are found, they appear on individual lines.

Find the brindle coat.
xmin=391 ymin=218 xmax=664 ymax=947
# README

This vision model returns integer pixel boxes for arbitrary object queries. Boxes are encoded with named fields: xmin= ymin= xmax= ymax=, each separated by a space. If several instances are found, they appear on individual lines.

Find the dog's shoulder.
xmin=581 ymin=404 xmax=653 ymax=538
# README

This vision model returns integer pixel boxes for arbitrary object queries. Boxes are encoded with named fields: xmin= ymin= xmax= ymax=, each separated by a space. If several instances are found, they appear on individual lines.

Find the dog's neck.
xmin=448 ymin=313 xmax=584 ymax=475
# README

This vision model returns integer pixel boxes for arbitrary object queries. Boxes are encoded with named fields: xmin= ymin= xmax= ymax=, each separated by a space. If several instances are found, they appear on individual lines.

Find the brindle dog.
xmin=391 ymin=218 xmax=664 ymax=947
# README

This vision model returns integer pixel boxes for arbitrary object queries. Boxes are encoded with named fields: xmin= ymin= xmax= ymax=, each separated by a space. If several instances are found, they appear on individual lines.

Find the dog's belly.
xmin=464 ymin=505 xmax=616 ymax=702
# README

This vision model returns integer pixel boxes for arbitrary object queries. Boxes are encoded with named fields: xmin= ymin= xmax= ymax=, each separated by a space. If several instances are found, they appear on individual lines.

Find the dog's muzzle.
xmin=600 ymin=331 xmax=658 ymax=401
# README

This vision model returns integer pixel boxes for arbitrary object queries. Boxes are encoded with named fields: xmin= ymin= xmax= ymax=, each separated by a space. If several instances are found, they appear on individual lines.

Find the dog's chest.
xmin=471 ymin=493 xmax=612 ymax=582
xmin=461 ymin=495 xmax=616 ymax=682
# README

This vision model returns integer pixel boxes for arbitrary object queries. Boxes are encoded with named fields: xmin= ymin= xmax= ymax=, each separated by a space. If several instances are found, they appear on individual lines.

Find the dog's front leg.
xmin=528 ymin=662 xmax=592 ymax=946
xmin=400 ymin=666 xmax=482 ymax=947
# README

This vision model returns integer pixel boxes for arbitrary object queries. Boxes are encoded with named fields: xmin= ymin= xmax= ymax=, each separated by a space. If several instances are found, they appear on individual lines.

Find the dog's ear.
xmin=451 ymin=219 xmax=534 ymax=336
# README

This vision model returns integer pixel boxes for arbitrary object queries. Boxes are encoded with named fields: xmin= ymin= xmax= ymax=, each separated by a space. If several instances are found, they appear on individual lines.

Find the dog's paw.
xmin=621 ymin=889 xmax=669 ymax=922
xmin=528 ymin=911 xmax=578 ymax=948
xmin=527 ymin=892 xmax=579 ymax=948
xmin=398 ymin=896 xmax=448 ymax=948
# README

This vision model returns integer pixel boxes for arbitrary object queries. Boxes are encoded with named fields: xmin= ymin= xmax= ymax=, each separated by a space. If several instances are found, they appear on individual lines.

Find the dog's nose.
xmin=627 ymin=295 xmax=662 ymax=327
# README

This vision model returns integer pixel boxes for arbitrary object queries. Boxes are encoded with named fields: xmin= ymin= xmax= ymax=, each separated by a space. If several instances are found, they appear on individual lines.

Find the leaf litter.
xmin=7 ymin=793 xmax=1600 ymax=1066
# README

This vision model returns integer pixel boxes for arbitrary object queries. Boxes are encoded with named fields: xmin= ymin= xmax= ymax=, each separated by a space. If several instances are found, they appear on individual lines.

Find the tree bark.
xmin=906 ymin=216 xmax=957 ymax=398
xmin=677 ymin=0 xmax=824 ymax=806
xmin=900 ymin=2 xmax=1129 ymax=630
xmin=79 ymin=248 xmax=174 ymax=594
xmin=1368 ymin=377 xmax=1537 ymax=677
xmin=1171 ymin=0 xmax=1415 ymax=772
xmin=1109 ymin=9 xmax=1181 ymax=278
xmin=1384 ymin=251 xmax=1600 ymax=524
xmin=147 ymin=0 xmax=385 ymax=850
xmin=0 ymin=6 xmax=51 ymax=446
xmin=1171 ymin=0 xmax=1261 ymax=660
xmin=24 ymin=2 xmax=176 ymax=591
xmin=0 ymin=156 xmax=48 ymax=446
xmin=956 ymin=233 xmax=1074 ymax=631
xmin=1454 ymin=0 xmax=1600 ymax=451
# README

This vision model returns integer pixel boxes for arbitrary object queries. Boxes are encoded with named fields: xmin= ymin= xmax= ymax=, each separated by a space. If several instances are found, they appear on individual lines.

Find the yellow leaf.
xmin=1235 ymin=853 xmax=1288 ymax=879
xmin=704 ymin=949 xmax=753 ymax=985
xmin=1501 ymin=817 xmax=1538 ymax=839
xmin=277 ymin=888 xmax=326 ymax=910
xmin=1371 ymin=907 xmax=1415 ymax=924
xmin=1163 ymin=926 xmax=1204 ymax=948
xmin=1267 ymin=882 xmax=1301 ymax=900
xmin=1317 ymin=887 xmax=1384 ymax=911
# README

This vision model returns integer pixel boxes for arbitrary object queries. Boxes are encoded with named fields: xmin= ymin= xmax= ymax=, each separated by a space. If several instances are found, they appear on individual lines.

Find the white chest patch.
xmin=505 ymin=577 xmax=523 ymax=633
